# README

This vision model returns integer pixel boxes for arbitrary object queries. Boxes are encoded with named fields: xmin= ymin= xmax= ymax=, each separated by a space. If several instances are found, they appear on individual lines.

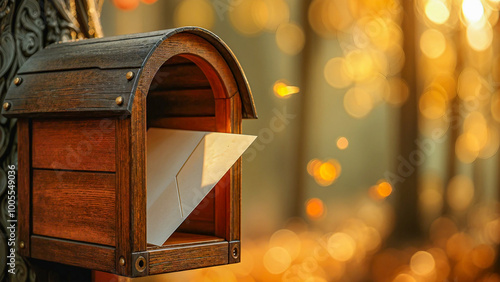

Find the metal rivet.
xmin=13 ymin=77 xmax=22 ymax=86
xmin=126 ymin=71 xmax=135 ymax=80
xmin=231 ymin=245 xmax=239 ymax=259
xmin=115 ymin=96 xmax=124 ymax=106
xmin=135 ymin=256 xmax=146 ymax=272
xmin=3 ymin=102 xmax=11 ymax=111
xmin=19 ymin=241 xmax=25 ymax=249
xmin=119 ymin=256 xmax=126 ymax=266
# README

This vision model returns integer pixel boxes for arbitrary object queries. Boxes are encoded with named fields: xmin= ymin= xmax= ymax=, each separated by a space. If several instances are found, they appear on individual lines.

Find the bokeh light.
xmin=462 ymin=0 xmax=485 ymax=23
xmin=446 ymin=175 xmax=475 ymax=211
xmin=324 ymin=57 xmax=353 ymax=88
xmin=344 ymin=87 xmax=374 ymax=118
xmin=173 ymin=0 xmax=215 ymax=29
xmin=327 ymin=232 xmax=356 ymax=262
xmin=420 ymin=29 xmax=446 ymax=59
xmin=273 ymin=80 xmax=300 ymax=98
xmin=275 ymin=22 xmax=305 ymax=55
xmin=410 ymin=251 xmax=436 ymax=276
xmin=369 ymin=180 xmax=393 ymax=200
xmin=263 ymin=246 xmax=292 ymax=274
xmin=306 ymin=198 xmax=325 ymax=219
xmin=112 ymin=0 xmax=139 ymax=10
xmin=425 ymin=0 xmax=450 ymax=24
xmin=229 ymin=0 xmax=268 ymax=35
xmin=336 ymin=137 xmax=349 ymax=150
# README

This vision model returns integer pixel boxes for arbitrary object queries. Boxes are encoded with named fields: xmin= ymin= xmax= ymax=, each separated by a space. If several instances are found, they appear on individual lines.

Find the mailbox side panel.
xmin=18 ymin=119 xmax=31 ymax=257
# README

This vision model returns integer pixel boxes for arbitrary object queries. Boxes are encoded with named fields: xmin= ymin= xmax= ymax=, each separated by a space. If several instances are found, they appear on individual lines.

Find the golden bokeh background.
xmin=102 ymin=0 xmax=500 ymax=280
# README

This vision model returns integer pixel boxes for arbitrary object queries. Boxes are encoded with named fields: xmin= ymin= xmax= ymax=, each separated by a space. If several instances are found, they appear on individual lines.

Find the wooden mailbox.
xmin=2 ymin=27 xmax=257 ymax=277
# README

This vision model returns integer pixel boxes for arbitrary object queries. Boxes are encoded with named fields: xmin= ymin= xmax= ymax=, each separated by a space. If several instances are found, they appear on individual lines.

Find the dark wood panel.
xmin=178 ymin=190 xmax=215 ymax=235
xmin=17 ymin=119 xmax=30 ymax=257
xmin=147 ymin=89 xmax=215 ymax=118
xmin=148 ymin=241 xmax=228 ymax=274
xmin=32 ymin=119 xmax=116 ymax=172
xmin=115 ymin=118 xmax=131 ymax=276
xmin=4 ymin=68 xmax=138 ymax=117
xmin=31 ymin=235 xmax=116 ymax=272
xmin=150 ymin=64 xmax=211 ymax=91
xmin=32 ymin=170 xmax=116 ymax=246
xmin=19 ymin=32 xmax=166 ymax=73
xmin=148 ymin=117 xmax=216 ymax=131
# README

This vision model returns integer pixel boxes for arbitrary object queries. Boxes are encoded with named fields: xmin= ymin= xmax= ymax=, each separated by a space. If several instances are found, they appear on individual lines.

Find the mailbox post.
xmin=2 ymin=27 xmax=257 ymax=277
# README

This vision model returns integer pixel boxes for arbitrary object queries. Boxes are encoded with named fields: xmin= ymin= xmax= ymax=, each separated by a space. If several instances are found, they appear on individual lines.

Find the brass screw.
xmin=13 ymin=77 xmax=22 ymax=86
xmin=126 ymin=71 xmax=135 ymax=80
xmin=115 ymin=96 xmax=124 ymax=106
xmin=19 ymin=241 xmax=25 ymax=249
xmin=3 ymin=102 xmax=11 ymax=111
xmin=119 ymin=256 xmax=126 ymax=266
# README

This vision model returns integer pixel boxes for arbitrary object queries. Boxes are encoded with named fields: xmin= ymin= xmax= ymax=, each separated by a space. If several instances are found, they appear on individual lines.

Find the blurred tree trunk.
xmin=390 ymin=0 xmax=422 ymax=244
xmin=0 ymin=1 xmax=102 ymax=280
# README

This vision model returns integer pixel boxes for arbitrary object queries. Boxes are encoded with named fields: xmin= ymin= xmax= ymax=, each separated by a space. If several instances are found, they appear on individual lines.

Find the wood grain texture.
xmin=17 ymin=119 xmax=31 ymax=257
xmin=148 ymin=117 xmax=216 ymax=131
xmin=147 ymin=89 xmax=215 ymax=118
xmin=150 ymin=64 xmax=211 ymax=91
xmin=32 ymin=119 xmax=116 ymax=172
xmin=32 ymin=170 xmax=116 ymax=246
xmin=4 ymin=68 xmax=138 ymax=117
xmin=148 ymin=241 xmax=228 ymax=274
xmin=131 ymin=92 xmax=147 ymax=252
xmin=4 ymin=28 xmax=256 ymax=119
xmin=115 ymin=118 xmax=131 ymax=276
xmin=147 ymin=232 xmax=223 ymax=250
xmin=31 ymin=235 xmax=116 ymax=272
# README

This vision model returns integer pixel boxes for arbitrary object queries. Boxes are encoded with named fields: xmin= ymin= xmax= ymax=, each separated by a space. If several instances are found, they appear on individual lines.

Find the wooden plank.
xmin=31 ymin=235 xmax=116 ymax=272
xmin=147 ymin=89 xmax=215 ymax=118
xmin=147 ymin=233 xmax=223 ymax=249
xmin=230 ymin=95 xmax=242 ymax=241
xmin=17 ymin=119 xmax=31 ymax=257
xmin=32 ymin=170 xmax=116 ymax=246
xmin=131 ymin=92 xmax=147 ymax=252
xmin=148 ymin=241 xmax=228 ymax=274
xmin=150 ymin=64 xmax=211 ymax=91
xmin=148 ymin=117 xmax=216 ymax=131
xmin=4 ymin=68 xmax=138 ymax=117
xmin=18 ymin=32 xmax=166 ymax=73
xmin=115 ymin=118 xmax=131 ymax=276
xmin=32 ymin=119 xmax=116 ymax=172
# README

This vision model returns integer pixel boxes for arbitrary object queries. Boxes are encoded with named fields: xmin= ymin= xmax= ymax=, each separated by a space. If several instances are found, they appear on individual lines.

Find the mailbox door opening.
xmin=146 ymin=54 xmax=235 ymax=248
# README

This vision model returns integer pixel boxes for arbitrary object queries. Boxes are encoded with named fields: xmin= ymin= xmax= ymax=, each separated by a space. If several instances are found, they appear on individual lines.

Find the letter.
xmin=8 ymin=269 xmax=14 ymax=274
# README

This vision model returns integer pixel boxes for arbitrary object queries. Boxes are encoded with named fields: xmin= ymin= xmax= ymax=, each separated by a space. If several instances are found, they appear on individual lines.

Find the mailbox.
xmin=2 ymin=27 xmax=257 ymax=277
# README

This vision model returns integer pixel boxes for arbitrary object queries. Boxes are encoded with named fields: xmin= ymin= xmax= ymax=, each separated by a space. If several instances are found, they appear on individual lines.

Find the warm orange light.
xmin=112 ymin=0 xmax=139 ymax=10
xmin=141 ymin=0 xmax=157 ymax=4
xmin=275 ymin=22 xmax=305 ymax=55
xmin=410 ymin=251 xmax=436 ymax=275
xmin=324 ymin=57 xmax=353 ymax=89
xmin=273 ymin=80 xmax=300 ymax=98
xmin=318 ymin=162 xmax=337 ymax=182
xmin=463 ymin=0 xmax=485 ymax=23
xmin=327 ymin=232 xmax=356 ymax=262
xmin=336 ymin=137 xmax=349 ymax=150
xmin=425 ymin=0 xmax=450 ymax=24
xmin=306 ymin=198 xmax=325 ymax=219
xmin=420 ymin=29 xmax=446 ymax=59
xmin=369 ymin=181 xmax=393 ymax=200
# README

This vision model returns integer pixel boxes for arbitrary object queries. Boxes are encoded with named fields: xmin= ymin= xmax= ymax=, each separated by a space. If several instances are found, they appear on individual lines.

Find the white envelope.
xmin=146 ymin=128 xmax=256 ymax=246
